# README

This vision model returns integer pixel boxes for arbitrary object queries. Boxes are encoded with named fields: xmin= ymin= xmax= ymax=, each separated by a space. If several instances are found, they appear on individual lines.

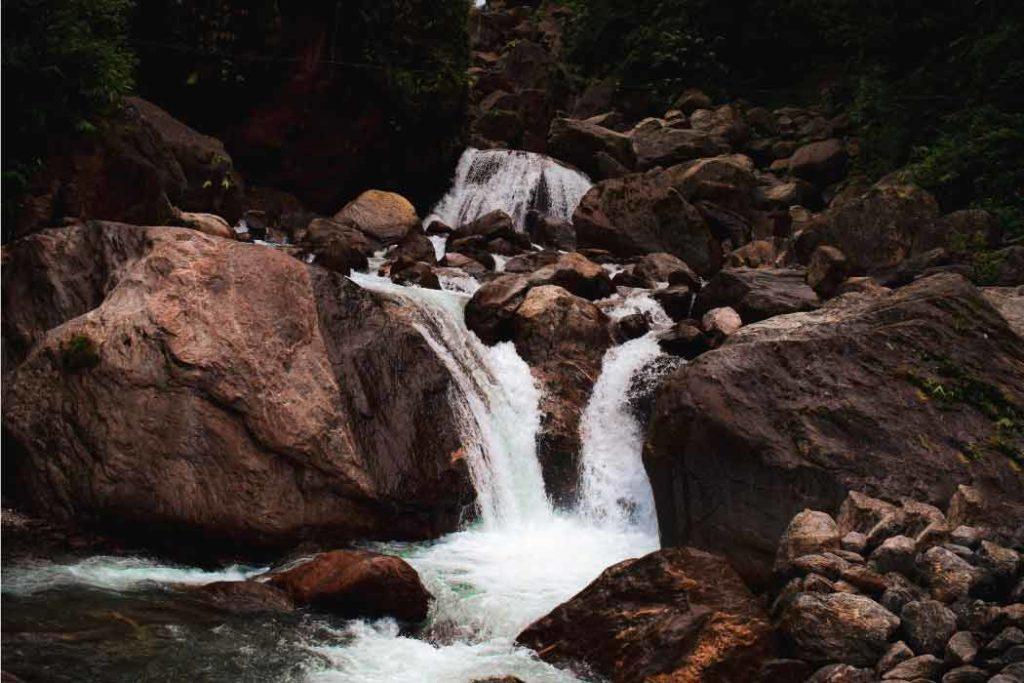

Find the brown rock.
xmin=673 ymin=155 xmax=757 ymax=212
xmin=779 ymin=592 xmax=899 ymax=666
xmin=790 ymin=139 xmax=848 ymax=186
xmin=693 ymin=267 xmax=820 ymax=323
xmin=2 ymin=223 xmax=473 ymax=556
xmin=527 ymin=252 xmax=614 ymax=300
xmin=725 ymin=240 xmax=777 ymax=268
xmin=702 ymin=306 xmax=743 ymax=341
xmin=176 ymin=211 xmax=235 ymax=240
xmin=333 ymin=190 xmax=419 ymax=246
xmin=644 ymin=274 xmax=1024 ymax=586
xmin=391 ymin=228 xmax=437 ymax=265
xmin=633 ymin=252 xmax=699 ymax=289
xmin=547 ymin=117 xmax=635 ymax=179
xmin=631 ymin=118 xmax=731 ymax=170
xmin=573 ymin=170 xmax=722 ymax=276
xmin=775 ymin=510 xmax=841 ymax=574
xmin=465 ymin=274 xmax=532 ymax=345
xmin=673 ymin=89 xmax=712 ymax=114
xmin=191 ymin=580 xmax=295 ymax=613
xmin=267 ymin=550 xmax=431 ymax=621
xmin=304 ymin=217 xmax=379 ymax=256
xmin=651 ymin=284 xmax=696 ymax=321
xmin=807 ymin=245 xmax=851 ymax=298
xmin=517 ymin=547 xmax=774 ymax=682
xmin=658 ymin=321 xmax=710 ymax=359
xmin=901 ymin=599 xmax=958 ymax=654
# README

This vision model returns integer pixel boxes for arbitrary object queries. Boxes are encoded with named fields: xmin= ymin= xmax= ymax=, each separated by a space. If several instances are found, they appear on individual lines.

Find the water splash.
xmin=425 ymin=148 xmax=592 ymax=230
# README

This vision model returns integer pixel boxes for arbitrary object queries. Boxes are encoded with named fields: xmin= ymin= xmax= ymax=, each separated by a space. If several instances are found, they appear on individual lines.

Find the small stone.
xmin=840 ymin=565 xmax=888 ymax=594
xmin=979 ymin=541 xmax=1021 ymax=583
xmin=780 ymin=592 xmax=899 ymax=666
xmin=701 ymin=306 xmax=742 ymax=342
xmin=950 ymin=526 xmax=985 ymax=548
xmin=985 ymin=627 xmax=1024 ymax=656
xmin=807 ymin=245 xmax=850 ymax=298
xmin=877 ymin=641 xmax=914 ymax=676
xmin=775 ymin=510 xmax=841 ymax=574
xmin=842 ymin=532 xmax=869 ymax=554
xmin=901 ymin=499 xmax=947 ymax=537
xmin=837 ymin=492 xmax=899 ymax=536
xmin=945 ymin=630 xmax=979 ymax=664
xmin=804 ymin=573 xmax=837 ymax=593
xmin=940 ymin=665 xmax=988 ymax=683
xmin=657 ymin=321 xmax=709 ymax=359
xmin=807 ymin=663 xmax=874 ymax=683
xmin=866 ymin=512 xmax=907 ymax=548
xmin=918 ymin=546 xmax=979 ymax=603
xmin=901 ymin=599 xmax=958 ymax=655
xmin=881 ymin=572 xmax=927 ymax=614
xmin=881 ymin=654 xmax=944 ymax=681
xmin=792 ymin=553 xmax=852 ymax=580
xmin=943 ymin=543 xmax=976 ymax=561
xmin=872 ymin=535 xmax=917 ymax=575
xmin=757 ymin=658 xmax=812 ymax=683
xmin=915 ymin=520 xmax=951 ymax=551
xmin=834 ymin=550 xmax=866 ymax=564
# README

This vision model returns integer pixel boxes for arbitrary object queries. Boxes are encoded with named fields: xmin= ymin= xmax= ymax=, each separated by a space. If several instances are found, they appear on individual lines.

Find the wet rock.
xmin=775 ymin=510 xmax=841 ymax=575
xmin=2 ymin=224 xmax=472 ymax=554
xmin=547 ymin=117 xmax=635 ymax=179
xmin=946 ymin=631 xmax=980 ymax=665
xmin=573 ymin=171 xmax=721 ymax=276
xmin=779 ymin=592 xmax=899 ymax=666
xmin=702 ymin=306 xmax=743 ymax=343
xmin=517 ymin=547 xmax=774 ymax=682
xmin=192 ymin=580 xmax=295 ymax=613
xmin=882 ymin=654 xmax=944 ymax=681
xmin=444 ymin=252 xmax=490 ymax=278
xmin=790 ymin=139 xmax=848 ymax=187
xmin=901 ymin=599 xmax=958 ymax=654
xmin=693 ymin=267 xmax=819 ymax=323
xmin=317 ymin=238 xmax=369 ymax=276
xmin=651 ymin=284 xmax=696 ymax=321
xmin=527 ymin=252 xmax=614 ymax=300
xmin=837 ymin=276 xmax=890 ymax=296
xmin=391 ymin=261 xmax=441 ymax=290
xmin=658 ymin=321 xmax=709 ymax=359
xmin=333 ymin=189 xmax=419 ymax=246
xmin=611 ymin=267 xmax=654 ymax=289
xmin=503 ymin=250 xmax=559 ymax=274
xmin=877 ymin=640 xmax=915 ymax=676
xmin=465 ymin=274 xmax=532 ymax=344
xmin=614 ymin=312 xmax=651 ymax=342
xmin=391 ymin=229 xmax=437 ymax=265
xmin=267 ymin=550 xmax=431 ymax=622
xmin=633 ymin=252 xmax=699 ymax=289
xmin=525 ymin=211 xmax=575 ymax=251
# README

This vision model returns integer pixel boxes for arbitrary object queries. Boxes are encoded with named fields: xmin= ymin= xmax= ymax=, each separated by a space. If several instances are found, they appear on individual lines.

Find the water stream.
xmin=2 ymin=150 xmax=670 ymax=683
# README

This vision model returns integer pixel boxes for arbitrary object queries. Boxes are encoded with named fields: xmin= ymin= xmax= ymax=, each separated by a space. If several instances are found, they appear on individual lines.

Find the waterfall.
xmin=425 ymin=148 xmax=593 ymax=231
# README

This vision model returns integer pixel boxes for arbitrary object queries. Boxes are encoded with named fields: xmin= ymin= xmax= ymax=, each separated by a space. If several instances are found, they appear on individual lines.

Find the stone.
xmin=978 ymin=541 xmax=1020 ymax=585
xmin=267 ymin=550 xmax=431 ymax=621
xmin=950 ymin=526 xmax=985 ymax=548
xmin=547 ymin=117 xmax=636 ymax=179
xmin=614 ymin=312 xmax=650 ymax=342
xmin=807 ymin=245 xmax=851 ymax=298
xmin=918 ymin=547 xmax=980 ymax=603
xmin=842 ymin=532 xmax=869 ymax=555
xmin=673 ymin=155 xmax=757 ymax=212
xmin=882 ymin=654 xmax=944 ymax=681
xmin=658 ymin=321 xmax=710 ymax=359
xmin=465 ymin=274 xmax=532 ymax=345
xmin=333 ymin=189 xmax=419 ymax=246
xmin=673 ymin=88 xmax=712 ymax=114
xmin=631 ymin=119 xmax=731 ymax=170
xmin=2 ymin=224 xmax=473 ymax=554
xmin=693 ymin=267 xmax=820 ymax=323
xmin=651 ymin=284 xmax=696 ymax=321
xmin=633 ymin=252 xmax=699 ymax=289
xmin=527 ymin=252 xmax=614 ymax=300
xmin=391 ymin=261 xmax=441 ymax=290
xmin=986 ymin=627 xmax=1024 ymax=656
xmin=516 ymin=547 xmax=774 ymax=682
xmin=881 ymin=572 xmax=928 ymax=615
xmin=702 ymin=306 xmax=743 ymax=343
xmin=757 ymin=658 xmax=813 ymax=683
xmin=725 ymin=240 xmax=777 ymax=269
xmin=573 ymin=171 xmax=721 ymax=276
xmin=390 ymin=229 xmax=437 ymax=265
xmin=790 ymin=139 xmax=848 ymax=186
xmin=941 ymin=665 xmax=989 ymax=683
xmin=643 ymin=274 xmax=1024 ymax=586
xmin=525 ymin=211 xmax=576 ymax=251
xmin=807 ymin=664 xmax=875 ymax=683
xmin=901 ymin=599 xmax=958 ymax=655
xmin=838 ymin=492 xmax=900 ymax=537
xmin=871 ymin=535 xmax=917 ymax=575
xmin=191 ymin=580 xmax=296 ymax=613
xmin=689 ymin=105 xmax=749 ymax=146
xmin=839 ymin=565 xmax=889 ymax=595
xmin=946 ymin=631 xmax=980 ymax=665
xmin=779 ymin=592 xmax=899 ymax=666
xmin=177 ymin=211 xmax=235 ymax=240
xmin=775 ymin=510 xmax=841 ymax=574
xmin=877 ymin=641 xmax=914 ymax=676
xmin=503 ymin=250 xmax=559 ymax=274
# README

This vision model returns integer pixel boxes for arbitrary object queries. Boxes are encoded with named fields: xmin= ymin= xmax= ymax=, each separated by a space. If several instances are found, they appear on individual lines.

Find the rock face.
xmin=644 ymin=274 xmax=1024 ymax=585
xmin=517 ymin=547 xmax=774 ymax=682
xmin=573 ymin=170 xmax=721 ymax=275
xmin=266 ymin=550 xmax=431 ymax=622
xmin=333 ymin=190 xmax=419 ymax=246
xmin=2 ymin=223 xmax=474 ymax=556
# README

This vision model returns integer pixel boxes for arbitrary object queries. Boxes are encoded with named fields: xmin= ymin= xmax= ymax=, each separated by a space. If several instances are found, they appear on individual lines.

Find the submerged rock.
xmin=517 ymin=547 xmax=773 ymax=681
xmin=266 ymin=550 xmax=431 ymax=622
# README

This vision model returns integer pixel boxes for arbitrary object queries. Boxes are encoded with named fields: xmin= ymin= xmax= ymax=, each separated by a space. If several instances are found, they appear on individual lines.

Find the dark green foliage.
xmin=2 ymin=0 xmax=135 ymax=219
xmin=60 ymin=334 xmax=101 ymax=372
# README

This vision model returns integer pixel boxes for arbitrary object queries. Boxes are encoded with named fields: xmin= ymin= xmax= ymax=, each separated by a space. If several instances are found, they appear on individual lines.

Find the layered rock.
xmin=2 ymin=222 xmax=474 ymax=556
xmin=517 ymin=547 xmax=774 ymax=681
xmin=644 ymin=274 xmax=1024 ymax=585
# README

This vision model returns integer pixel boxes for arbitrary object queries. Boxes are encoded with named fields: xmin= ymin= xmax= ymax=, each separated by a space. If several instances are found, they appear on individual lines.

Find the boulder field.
xmin=2 ymin=222 xmax=474 ymax=558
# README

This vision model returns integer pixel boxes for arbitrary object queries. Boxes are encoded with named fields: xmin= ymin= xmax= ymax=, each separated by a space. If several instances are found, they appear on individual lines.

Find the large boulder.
xmin=333 ymin=190 xmax=419 ymax=246
xmin=780 ymin=593 xmax=899 ymax=666
xmin=693 ymin=267 xmax=821 ymax=323
xmin=266 ymin=549 xmax=431 ymax=622
xmin=671 ymin=155 xmax=757 ymax=213
xmin=644 ymin=274 xmax=1024 ymax=585
xmin=630 ymin=118 xmax=730 ymax=170
xmin=789 ymin=139 xmax=848 ymax=187
xmin=127 ymin=97 xmax=245 ymax=222
xmin=527 ymin=252 xmax=614 ymax=300
xmin=547 ymin=117 xmax=635 ymax=179
xmin=517 ymin=547 xmax=774 ymax=681
xmin=573 ymin=170 xmax=722 ymax=276
xmin=512 ymin=286 xmax=612 ymax=503
xmin=2 ymin=223 xmax=474 ymax=556
xmin=816 ymin=182 xmax=941 ymax=273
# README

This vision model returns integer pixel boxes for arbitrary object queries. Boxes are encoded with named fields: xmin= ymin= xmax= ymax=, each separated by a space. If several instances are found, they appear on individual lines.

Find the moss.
xmin=61 ymin=334 xmax=101 ymax=372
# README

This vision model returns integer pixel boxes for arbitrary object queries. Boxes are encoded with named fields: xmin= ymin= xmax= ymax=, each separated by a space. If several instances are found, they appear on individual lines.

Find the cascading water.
xmin=425 ymin=148 xmax=592 ymax=231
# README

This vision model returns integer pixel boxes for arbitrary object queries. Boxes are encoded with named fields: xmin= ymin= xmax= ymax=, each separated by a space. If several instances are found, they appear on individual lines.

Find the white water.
xmin=1 ymin=556 xmax=262 ymax=596
xmin=426 ymin=148 xmax=592 ymax=231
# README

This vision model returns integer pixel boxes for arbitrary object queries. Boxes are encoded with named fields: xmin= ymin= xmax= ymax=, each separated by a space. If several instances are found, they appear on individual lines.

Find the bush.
xmin=2 ymin=0 xmax=135 ymax=205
